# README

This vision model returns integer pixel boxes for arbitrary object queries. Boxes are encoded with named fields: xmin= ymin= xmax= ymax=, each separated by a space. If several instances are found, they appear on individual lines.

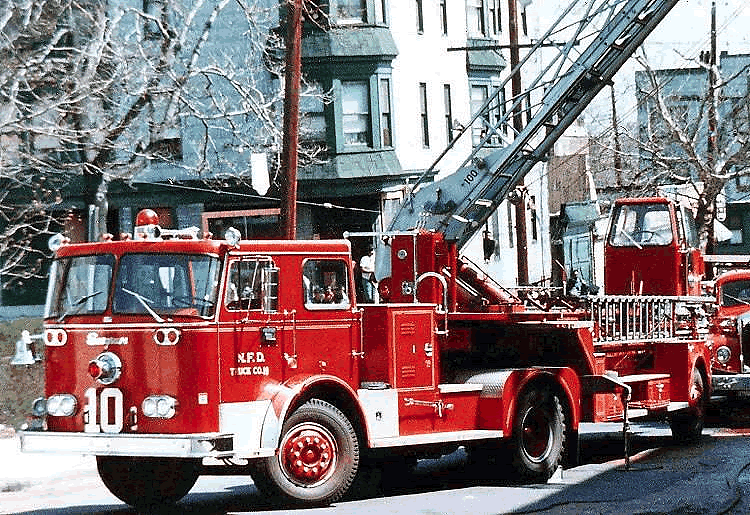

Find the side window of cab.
xmin=302 ymin=259 xmax=351 ymax=310
xmin=226 ymin=258 xmax=273 ymax=311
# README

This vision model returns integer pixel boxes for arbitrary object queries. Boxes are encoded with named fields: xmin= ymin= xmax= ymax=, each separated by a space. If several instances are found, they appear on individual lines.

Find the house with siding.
xmin=1 ymin=0 xmax=555 ymax=305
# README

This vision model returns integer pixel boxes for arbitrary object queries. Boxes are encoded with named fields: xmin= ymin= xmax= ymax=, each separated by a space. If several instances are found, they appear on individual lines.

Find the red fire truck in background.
xmin=14 ymin=0 xmax=714 ymax=510
xmin=707 ymin=269 xmax=750 ymax=395
xmin=605 ymin=196 xmax=750 ymax=399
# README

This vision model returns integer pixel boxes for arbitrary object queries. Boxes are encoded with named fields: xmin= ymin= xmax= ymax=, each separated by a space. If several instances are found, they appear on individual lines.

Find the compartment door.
xmin=393 ymin=310 xmax=436 ymax=390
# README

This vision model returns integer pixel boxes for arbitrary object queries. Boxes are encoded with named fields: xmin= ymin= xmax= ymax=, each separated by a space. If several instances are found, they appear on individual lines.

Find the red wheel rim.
xmin=521 ymin=407 xmax=553 ymax=463
xmin=279 ymin=422 xmax=338 ymax=487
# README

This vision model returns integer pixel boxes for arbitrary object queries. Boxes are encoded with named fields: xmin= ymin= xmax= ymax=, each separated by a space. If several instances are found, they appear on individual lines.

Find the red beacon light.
xmin=134 ymin=209 xmax=161 ymax=240
xmin=132 ymin=208 xmax=200 ymax=240
xmin=87 ymin=352 xmax=122 ymax=385
xmin=136 ymin=208 xmax=159 ymax=226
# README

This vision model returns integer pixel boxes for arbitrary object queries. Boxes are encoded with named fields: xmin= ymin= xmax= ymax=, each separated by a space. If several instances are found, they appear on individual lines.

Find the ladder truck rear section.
xmin=12 ymin=0 xmax=714 ymax=510
xmin=604 ymin=196 xmax=750 ymax=398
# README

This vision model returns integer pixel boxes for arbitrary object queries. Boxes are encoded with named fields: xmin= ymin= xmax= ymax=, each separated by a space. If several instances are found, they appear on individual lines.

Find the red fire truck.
xmin=707 ymin=269 xmax=750 ymax=395
xmin=15 ymin=0 xmax=711 ymax=509
xmin=604 ymin=197 xmax=750 ymax=398
xmin=17 ymin=208 xmax=711 ymax=509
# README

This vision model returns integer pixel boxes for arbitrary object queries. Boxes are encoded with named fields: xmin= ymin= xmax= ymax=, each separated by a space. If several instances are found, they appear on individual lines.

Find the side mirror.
xmin=11 ymin=330 xmax=40 ymax=366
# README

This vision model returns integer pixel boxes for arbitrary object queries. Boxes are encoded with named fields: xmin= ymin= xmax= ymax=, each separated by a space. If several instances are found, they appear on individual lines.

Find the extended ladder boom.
xmin=388 ymin=0 xmax=680 ymax=249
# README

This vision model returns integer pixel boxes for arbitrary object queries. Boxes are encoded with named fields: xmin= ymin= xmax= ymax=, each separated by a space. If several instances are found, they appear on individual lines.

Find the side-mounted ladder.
xmin=388 ymin=0 xmax=681 ymax=250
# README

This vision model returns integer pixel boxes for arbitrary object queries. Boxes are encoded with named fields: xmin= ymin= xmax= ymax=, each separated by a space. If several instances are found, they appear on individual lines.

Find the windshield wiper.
xmin=57 ymin=290 xmax=103 ymax=322
xmin=121 ymin=288 xmax=165 ymax=323
xmin=616 ymin=228 xmax=643 ymax=250
xmin=724 ymin=293 xmax=750 ymax=306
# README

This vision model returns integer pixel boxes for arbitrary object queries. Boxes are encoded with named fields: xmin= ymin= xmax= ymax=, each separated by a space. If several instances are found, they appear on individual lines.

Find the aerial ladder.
xmin=373 ymin=0 xmax=712 ymax=461
xmin=388 ymin=0 xmax=681 ymax=250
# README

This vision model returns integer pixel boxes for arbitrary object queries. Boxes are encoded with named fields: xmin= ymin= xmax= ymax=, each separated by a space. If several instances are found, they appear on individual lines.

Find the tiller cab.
xmin=16 ymin=209 xmax=711 ymax=509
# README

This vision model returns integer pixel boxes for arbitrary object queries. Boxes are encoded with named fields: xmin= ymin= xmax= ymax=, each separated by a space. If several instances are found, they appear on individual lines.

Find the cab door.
xmin=218 ymin=255 xmax=283 ymax=404
xmin=294 ymin=257 xmax=360 ymax=384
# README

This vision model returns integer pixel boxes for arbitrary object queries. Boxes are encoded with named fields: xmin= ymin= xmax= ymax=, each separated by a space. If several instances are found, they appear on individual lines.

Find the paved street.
xmin=2 ymin=415 xmax=750 ymax=515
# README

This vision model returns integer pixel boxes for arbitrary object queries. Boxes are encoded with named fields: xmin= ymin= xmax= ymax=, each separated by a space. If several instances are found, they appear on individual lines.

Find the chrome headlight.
xmin=141 ymin=395 xmax=177 ymax=419
xmin=717 ymin=346 xmax=732 ymax=364
xmin=46 ymin=394 xmax=77 ymax=417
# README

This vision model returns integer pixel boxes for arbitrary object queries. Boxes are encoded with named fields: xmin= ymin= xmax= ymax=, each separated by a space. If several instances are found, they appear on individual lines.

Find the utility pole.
xmin=279 ymin=0 xmax=303 ymax=240
xmin=610 ymin=84 xmax=623 ymax=187
xmin=509 ymin=0 xmax=529 ymax=285
xmin=707 ymin=0 xmax=717 ymax=163
xmin=706 ymin=0 xmax=718 ymax=253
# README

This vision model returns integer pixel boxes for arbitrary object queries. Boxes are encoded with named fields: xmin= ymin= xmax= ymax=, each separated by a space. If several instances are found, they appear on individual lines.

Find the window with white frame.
xmin=471 ymin=82 xmax=504 ymax=146
xmin=444 ymin=84 xmax=454 ymax=143
xmin=336 ymin=0 xmax=367 ymax=24
xmin=376 ymin=0 xmax=388 ymax=24
xmin=489 ymin=0 xmax=501 ymax=35
xmin=439 ymin=0 xmax=448 ymax=35
xmin=471 ymin=84 xmax=489 ymax=145
xmin=468 ymin=0 xmax=487 ymax=37
xmin=342 ymin=81 xmax=371 ymax=146
xmin=416 ymin=0 xmax=424 ymax=33
xmin=419 ymin=82 xmax=430 ymax=148
xmin=380 ymin=78 xmax=393 ymax=147
xmin=507 ymin=201 xmax=514 ymax=248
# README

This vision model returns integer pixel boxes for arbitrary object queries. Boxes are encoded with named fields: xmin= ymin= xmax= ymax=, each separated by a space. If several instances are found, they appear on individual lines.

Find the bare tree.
xmin=633 ymin=48 xmax=750 ymax=249
xmin=588 ymin=49 xmax=750 ymax=250
xmin=0 ymin=0 xmax=327 ymax=301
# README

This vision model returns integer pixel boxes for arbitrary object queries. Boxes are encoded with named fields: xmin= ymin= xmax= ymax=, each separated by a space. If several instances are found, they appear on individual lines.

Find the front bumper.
xmin=19 ymin=431 xmax=237 ymax=458
xmin=712 ymin=373 xmax=750 ymax=394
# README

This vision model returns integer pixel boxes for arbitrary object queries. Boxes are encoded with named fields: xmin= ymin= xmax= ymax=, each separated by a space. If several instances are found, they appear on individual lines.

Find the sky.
xmin=579 ymin=0 xmax=750 ymax=132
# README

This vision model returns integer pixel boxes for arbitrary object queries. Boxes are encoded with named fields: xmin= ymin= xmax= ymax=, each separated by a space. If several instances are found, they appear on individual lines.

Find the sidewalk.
xmin=0 ymin=425 xmax=748 ymax=514
xmin=0 ymin=431 xmax=95 ymax=493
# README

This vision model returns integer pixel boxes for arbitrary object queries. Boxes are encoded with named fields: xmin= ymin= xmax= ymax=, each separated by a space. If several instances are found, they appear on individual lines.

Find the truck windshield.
xmin=113 ymin=253 xmax=221 ymax=318
xmin=45 ymin=254 xmax=115 ymax=320
xmin=608 ymin=203 xmax=674 ymax=247
xmin=722 ymin=280 xmax=750 ymax=307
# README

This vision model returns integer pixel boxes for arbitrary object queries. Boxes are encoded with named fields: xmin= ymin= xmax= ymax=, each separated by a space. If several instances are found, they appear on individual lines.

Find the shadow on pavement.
xmin=10 ymin=421 xmax=749 ymax=515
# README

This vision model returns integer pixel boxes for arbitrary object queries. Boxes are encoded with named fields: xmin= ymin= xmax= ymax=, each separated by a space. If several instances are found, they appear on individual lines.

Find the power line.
xmin=141 ymin=181 xmax=381 ymax=214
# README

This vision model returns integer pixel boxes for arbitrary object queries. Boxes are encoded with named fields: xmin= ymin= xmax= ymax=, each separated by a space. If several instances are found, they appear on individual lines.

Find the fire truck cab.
xmin=605 ymin=197 xmax=705 ymax=296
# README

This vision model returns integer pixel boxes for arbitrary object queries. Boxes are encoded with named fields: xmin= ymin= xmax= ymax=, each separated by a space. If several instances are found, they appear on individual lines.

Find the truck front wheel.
xmin=96 ymin=456 xmax=200 ymax=508
xmin=252 ymin=399 xmax=359 ymax=506
xmin=511 ymin=387 xmax=566 ymax=481
xmin=669 ymin=367 xmax=706 ymax=443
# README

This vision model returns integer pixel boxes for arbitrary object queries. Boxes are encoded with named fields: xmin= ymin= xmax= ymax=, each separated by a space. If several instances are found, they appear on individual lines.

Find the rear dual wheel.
xmin=670 ymin=368 xmax=706 ymax=443
xmin=510 ymin=387 xmax=567 ymax=481
xmin=468 ymin=386 xmax=567 ymax=483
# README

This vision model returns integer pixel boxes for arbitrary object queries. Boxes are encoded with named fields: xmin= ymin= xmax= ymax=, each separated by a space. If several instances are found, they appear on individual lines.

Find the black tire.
xmin=670 ymin=368 xmax=706 ymax=443
xmin=96 ymin=456 xmax=200 ymax=509
xmin=346 ymin=453 xmax=382 ymax=500
xmin=251 ymin=399 xmax=359 ymax=506
xmin=510 ymin=387 xmax=566 ymax=481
